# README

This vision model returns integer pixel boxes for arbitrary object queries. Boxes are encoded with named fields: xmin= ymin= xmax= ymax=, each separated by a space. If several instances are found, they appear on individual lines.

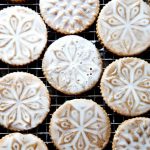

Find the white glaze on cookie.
xmin=50 ymin=99 xmax=111 ymax=150
xmin=0 ymin=72 xmax=50 ymax=131
xmin=97 ymin=0 xmax=150 ymax=56
xmin=0 ymin=6 xmax=47 ymax=65
xmin=113 ymin=118 xmax=150 ymax=150
xmin=40 ymin=0 xmax=99 ymax=34
xmin=42 ymin=35 xmax=102 ymax=95
xmin=0 ymin=133 xmax=48 ymax=150
xmin=101 ymin=58 xmax=150 ymax=116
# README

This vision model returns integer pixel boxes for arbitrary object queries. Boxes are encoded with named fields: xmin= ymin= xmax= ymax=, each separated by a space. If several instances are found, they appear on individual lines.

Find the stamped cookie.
xmin=113 ymin=117 xmax=150 ymax=150
xmin=50 ymin=99 xmax=111 ymax=150
xmin=0 ymin=72 xmax=50 ymax=131
xmin=39 ymin=0 xmax=99 ymax=34
xmin=42 ymin=35 xmax=102 ymax=95
xmin=100 ymin=58 xmax=150 ymax=116
xmin=0 ymin=133 xmax=48 ymax=150
xmin=97 ymin=0 xmax=150 ymax=56
xmin=0 ymin=6 xmax=47 ymax=66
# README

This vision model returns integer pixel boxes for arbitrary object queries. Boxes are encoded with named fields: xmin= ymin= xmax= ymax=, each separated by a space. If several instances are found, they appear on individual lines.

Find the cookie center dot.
xmin=128 ymin=83 xmax=135 ymax=89
xmin=16 ymin=99 xmax=22 ymax=105
xmin=78 ymin=126 xmax=84 ymax=132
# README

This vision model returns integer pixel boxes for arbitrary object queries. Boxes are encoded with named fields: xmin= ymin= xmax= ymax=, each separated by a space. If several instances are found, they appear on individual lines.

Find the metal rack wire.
xmin=0 ymin=0 xmax=149 ymax=149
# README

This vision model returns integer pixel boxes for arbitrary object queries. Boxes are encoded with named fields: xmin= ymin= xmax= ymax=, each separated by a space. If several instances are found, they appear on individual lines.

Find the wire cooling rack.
xmin=0 ymin=0 xmax=149 ymax=149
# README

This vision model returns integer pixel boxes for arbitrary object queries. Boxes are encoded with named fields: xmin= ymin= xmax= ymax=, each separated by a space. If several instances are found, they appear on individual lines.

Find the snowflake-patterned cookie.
xmin=0 ymin=6 xmax=47 ymax=66
xmin=0 ymin=133 xmax=48 ymax=150
xmin=0 ymin=72 xmax=50 ymax=131
xmin=50 ymin=99 xmax=111 ymax=150
xmin=39 ymin=0 xmax=99 ymax=34
xmin=42 ymin=35 xmax=102 ymax=95
xmin=101 ymin=57 xmax=150 ymax=116
xmin=97 ymin=0 xmax=150 ymax=56
xmin=113 ymin=117 xmax=150 ymax=150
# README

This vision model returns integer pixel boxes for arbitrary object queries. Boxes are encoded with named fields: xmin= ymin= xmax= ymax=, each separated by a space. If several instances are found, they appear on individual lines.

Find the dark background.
xmin=0 ymin=0 xmax=149 ymax=149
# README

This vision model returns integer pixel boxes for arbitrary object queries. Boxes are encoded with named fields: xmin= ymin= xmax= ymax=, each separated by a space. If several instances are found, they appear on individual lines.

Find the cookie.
xmin=39 ymin=0 xmax=99 ymax=34
xmin=112 ymin=117 xmax=150 ymax=150
xmin=0 ymin=6 xmax=47 ymax=66
xmin=50 ymin=99 xmax=111 ymax=150
xmin=42 ymin=35 xmax=102 ymax=95
xmin=97 ymin=0 xmax=150 ymax=56
xmin=100 ymin=57 xmax=150 ymax=116
xmin=0 ymin=72 xmax=50 ymax=131
xmin=0 ymin=133 xmax=48 ymax=149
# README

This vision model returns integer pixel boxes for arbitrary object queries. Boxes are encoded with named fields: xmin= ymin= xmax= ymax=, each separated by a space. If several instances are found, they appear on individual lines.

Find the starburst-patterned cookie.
xmin=0 ymin=6 xmax=47 ymax=66
xmin=0 ymin=72 xmax=50 ymax=131
xmin=97 ymin=0 xmax=150 ymax=56
xmin=39 ymin=0 xmax=99 ymax=34
xmin=42 ymin=35 xmax=102 ymax=95
xmin=50 ymin=99 xmax=111 ymax=150
xmin=113 ymin=117 xmax=150 ymax=150
xmin=0 ymin=133 xmax=48 ymax=150
xmin=100 ymin=57 xmax=150 ymax=116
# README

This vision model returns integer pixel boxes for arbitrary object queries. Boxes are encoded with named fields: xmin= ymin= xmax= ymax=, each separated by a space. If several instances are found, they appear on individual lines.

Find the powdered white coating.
xmin=0 ymin=133 xmax=48 ymax=149
xmin=101 ymin=58 xmax=150 ymax=116
xmin=0 ymin=72 xmax=50 ymax=131
xmin=97 ymin=0 xmax=150 ymax=56
xmin=42 ymin=35 xmax=102 ymax=95
xmin=0 ymin=6 xmax=47 ymax=65
xmin=113 ymin=118 xmax=150 ymax=150
xmin=40 ymin=0 xmax=99 ymax=34
xmin=50 ymin=99 xmax=111 ymax=150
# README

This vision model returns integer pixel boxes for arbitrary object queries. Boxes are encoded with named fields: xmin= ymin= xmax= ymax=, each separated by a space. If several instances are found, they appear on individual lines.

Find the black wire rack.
xmin=0 ymin=0 xmax=149 ymax=149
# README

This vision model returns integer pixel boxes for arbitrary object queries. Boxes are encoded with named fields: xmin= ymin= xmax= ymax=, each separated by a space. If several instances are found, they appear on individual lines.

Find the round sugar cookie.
xmin=0 ymin=72 xmax=50 ymax=131
xmin=50 ymin=99 xmax=111 ymax=150
xmin=0 ymin=133 xmax=48 ymax=150
xmin=0 ymin=6 xmax=47 ymax=66
xmin=97 ymin=0 xmax=150 ymax=56
xmin=39 ymin=0 xmax=99 ymax=34
xmin=42 ymin=35 xmax=102 ymax=95
xmin=113 ymin=117 xmax=150 ymax=150
xmin=100 ymin=57 xmax=150 ymax=116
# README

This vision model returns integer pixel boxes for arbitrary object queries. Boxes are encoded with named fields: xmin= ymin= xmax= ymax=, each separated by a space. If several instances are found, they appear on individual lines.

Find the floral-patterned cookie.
xmin=0 ymin=72 xmax=50 ymax=131
xmin=113 ymin=117 xmax=150 ymax=150
xmin=0 ymin=133 xmax=48 ymax=150
xmin=42 ymin=35 xmax=102 ymax=95
xmin=101 ymin=57 xmax=150 ymax=116
xmin=50 ymin=99 xmax=111 ymax=150
xmin=0 ymin=6 xmax=47 ymax=66
xmin=39 ymin=0 xmax=99 ymax=34
xmin=97 ymin=0 xmax=150 ymax=56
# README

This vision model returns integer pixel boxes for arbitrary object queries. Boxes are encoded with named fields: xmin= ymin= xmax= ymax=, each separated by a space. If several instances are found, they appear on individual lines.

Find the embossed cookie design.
xmin=0 ymin=6 xmax=47 ymax=66
xmin=97 ymin=0 xmax=150 ymax=56
xmin=101 ymin=58 xmax=150 ymax=116
xmin=40 ymin=0 xmax=99 ymax=34
xmin=0 ymin=133 xmax=48 ymax=149
xmin=113 ymin=117 xmax=150 ymax=150
xmin=0 ymin=72 xmax=50 ymax=131
xmin=42 ymin=35 xmax=102 ymax=95
xmin=50 ymin=99 xmax=111 ymax=150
